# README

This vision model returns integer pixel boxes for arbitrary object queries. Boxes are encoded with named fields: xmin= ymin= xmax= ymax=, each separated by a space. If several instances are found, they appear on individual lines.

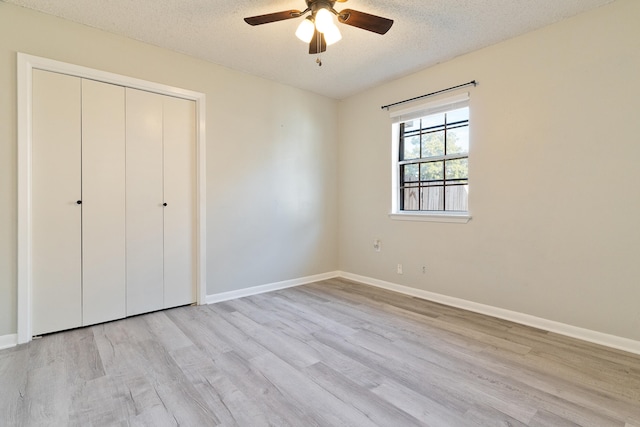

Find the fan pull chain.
xmin=316 ymin=33 xmax=322 ymax=66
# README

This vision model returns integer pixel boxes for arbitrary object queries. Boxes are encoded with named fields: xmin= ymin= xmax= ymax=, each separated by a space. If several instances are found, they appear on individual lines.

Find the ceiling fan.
xmin=244 ymin=0 xmax=394 ymax=55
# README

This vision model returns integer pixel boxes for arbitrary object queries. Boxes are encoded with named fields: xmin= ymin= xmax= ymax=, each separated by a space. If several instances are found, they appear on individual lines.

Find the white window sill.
xmin=389 ymin=212 xmax=471 ymax=223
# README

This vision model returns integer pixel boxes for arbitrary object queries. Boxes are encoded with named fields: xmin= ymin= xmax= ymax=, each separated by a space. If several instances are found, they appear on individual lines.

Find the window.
xmin=390 ymin=93 xmax=470 ymax=222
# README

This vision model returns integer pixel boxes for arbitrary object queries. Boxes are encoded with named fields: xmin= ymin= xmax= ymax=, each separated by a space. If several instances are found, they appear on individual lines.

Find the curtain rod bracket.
xmin=381 ymin=80 xmax=477 ymax=110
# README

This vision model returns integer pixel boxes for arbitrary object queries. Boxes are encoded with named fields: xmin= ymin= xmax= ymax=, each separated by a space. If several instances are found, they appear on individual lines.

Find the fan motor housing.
xmin=306 ymin=0 xmax=337 ymax=14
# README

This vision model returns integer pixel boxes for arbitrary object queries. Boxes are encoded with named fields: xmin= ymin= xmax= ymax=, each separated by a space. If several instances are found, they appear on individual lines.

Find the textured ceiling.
xmin=6 ymin=0 xmax=615 ymax=99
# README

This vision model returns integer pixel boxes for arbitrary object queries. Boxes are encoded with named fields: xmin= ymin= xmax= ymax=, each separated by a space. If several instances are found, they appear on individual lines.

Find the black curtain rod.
xmin=381 ymin=80 xmax=477 ymax=110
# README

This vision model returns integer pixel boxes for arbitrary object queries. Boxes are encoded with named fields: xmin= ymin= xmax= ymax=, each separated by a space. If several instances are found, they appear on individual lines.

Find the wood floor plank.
xmin=252 ymin=291 xmax=358 ymax=337
xmin=370 ymin=378 xmax=470 ymax=425
xmin=310 ymin=328 xmax=475 ymax=417
xmin=249 ymin=351 xmax=379 ymax=427
xmin=528 ymin=409 xmax=582 ymax=427
xmin=0 ymin=346 xmax=29 ymax=426
xmin=220 ymin=301 xmax=319 ymax=367
xmin=165 ymin=305 xmax=237 ymax=357
xmin=223 ymin=308 xmax=321 ymax=368
xmin=1 ymin=279 xmax=639 ymax=426
xmin=302 ymin=361 xmax=425 ymax=427
xmin=303 ymin=335 xmax=387 ymax=390
xmin=350 ymin=328 xmax=539 ymax=424
xmin=213 ymin=350 xmax=320 ymax=427
xmin=143 ymin=310 xmax=194 ymax=352
xmin=464 ymin=404 xmax=529 ymax=426
xmin=68 ymin=375 xmax=131 ymax=426
xmin=22 ymin=351 xmax=71 ymax=425
xmin=193 ymin=305 xmax=270 ymax=361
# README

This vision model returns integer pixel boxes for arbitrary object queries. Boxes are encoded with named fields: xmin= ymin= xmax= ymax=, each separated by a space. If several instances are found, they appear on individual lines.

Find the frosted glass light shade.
xmin=323 ymin=24 xmax=342 ymax=45
xmin=315 ymin=8 xmax=334 ymax=33
xmin=295 ymin=18 xmax=315 ymax=43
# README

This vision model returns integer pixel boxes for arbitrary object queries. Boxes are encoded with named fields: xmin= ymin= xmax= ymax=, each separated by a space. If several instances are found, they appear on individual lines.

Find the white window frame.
xmin=389 ymin=93 xmax=471 ymax=223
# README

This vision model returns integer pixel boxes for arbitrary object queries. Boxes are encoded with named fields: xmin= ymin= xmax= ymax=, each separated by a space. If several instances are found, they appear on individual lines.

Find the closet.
xmin=31 ymin=69 xmax=196 ymax=336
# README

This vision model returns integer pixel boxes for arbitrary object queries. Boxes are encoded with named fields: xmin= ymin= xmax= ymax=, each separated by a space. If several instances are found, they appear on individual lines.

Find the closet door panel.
xmin=126 ymin=88 xmax=164 ymax=316
xmin=32 ymin=70 xmax=82 ymax=335
xmin=81 ymin=79 xmax=126 ymax=326
xmin=163 ymin=97 xmax=197 ymax=308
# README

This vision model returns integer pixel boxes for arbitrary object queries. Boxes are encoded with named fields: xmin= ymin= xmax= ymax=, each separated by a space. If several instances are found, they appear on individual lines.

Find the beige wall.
xmin=338 ymin=0 xmax=640 ymax=341
xmin=0 ymin=3 xmax=339 ymax=336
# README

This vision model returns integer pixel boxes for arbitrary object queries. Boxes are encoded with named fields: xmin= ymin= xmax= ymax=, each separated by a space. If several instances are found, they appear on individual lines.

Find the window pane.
xmin=445 ymin=184 xmax=468 ymax=211
xmin=421 ymin=112 xmax=445 ymax=130
xmin=402 ymin=164 xmax=419 ymax=182
xmin=447 ymin=125 xmax=469 ymax=155
xmin=445 ymin=158 xmax=468 ymax=180
xmin=421 ymin=131 xmax=444 ymax=158
xmin=421 ymin=186 xmax=443 ymax=210
xmin=403 ymin=136 xmax=420 ymax=160
xmin=420 ymin=161 xmax=443 ymax=181
xmin=404 ymin=119 xmax=420 ymax=132
xmin=402 ymin=184 xmax=420 ymax=210
xmin=447 ymin=107 xmax=469 ymax=124
xmin=397 ymin=104 xmax=469 ymax=213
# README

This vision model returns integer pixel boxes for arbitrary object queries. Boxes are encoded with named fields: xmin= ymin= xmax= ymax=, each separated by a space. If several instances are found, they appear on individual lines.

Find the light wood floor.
xmin=1 ymin=278 xmax=639 ymax=426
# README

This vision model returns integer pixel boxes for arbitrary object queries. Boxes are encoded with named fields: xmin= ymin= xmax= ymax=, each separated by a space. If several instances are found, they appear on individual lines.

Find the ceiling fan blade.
xmin=309 ymin=30 xmax=327 ymax=54
xmin=338 ymin=9 xmax=393 ymax=34
xmin=244 ymin=10 xmax=301 ymax=26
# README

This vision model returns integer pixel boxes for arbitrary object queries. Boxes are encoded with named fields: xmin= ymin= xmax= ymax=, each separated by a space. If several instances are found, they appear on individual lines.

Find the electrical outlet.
xmin=397 ymin=263 xmax=403 ymax=274
xmin=422 ymin=265 xmax=427 ymax=274
xmin=373 ymin=239 xmax=381 ymax=252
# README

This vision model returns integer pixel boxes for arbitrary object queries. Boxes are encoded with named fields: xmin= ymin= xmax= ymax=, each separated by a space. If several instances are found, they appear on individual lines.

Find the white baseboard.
xmin=339 ymin=271 xmax=640 ymax=356
xmin=7 ymin=270 xmax=635 ymax=356
xmin=206 ymin=271 xmax=340 ymax=305
xmin=0 ymin=334 xmax=18 ymax=350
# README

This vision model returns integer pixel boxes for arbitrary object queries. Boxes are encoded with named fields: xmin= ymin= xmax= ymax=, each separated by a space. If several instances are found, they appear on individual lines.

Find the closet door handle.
xmin=163 ymin=203 xmax=167 ymax=207
xmin=76 ymin=200 xmax=82 ymax=205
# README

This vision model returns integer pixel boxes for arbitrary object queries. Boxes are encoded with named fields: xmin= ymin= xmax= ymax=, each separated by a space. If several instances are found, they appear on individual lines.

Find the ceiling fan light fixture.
xmin=295 ymin=17 xmax=315 ymax=43
xmin=314 ymin=7 xmax=335 ymax=34
xmin=244 ymin=1 xmax=394 ymax=57
xmin=323 ymin=24 xmax=342 ymax=45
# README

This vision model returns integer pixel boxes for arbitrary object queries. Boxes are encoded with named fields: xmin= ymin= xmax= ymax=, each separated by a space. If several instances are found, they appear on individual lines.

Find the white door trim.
xmin=17 ymin=53 xmax=207 ymax=344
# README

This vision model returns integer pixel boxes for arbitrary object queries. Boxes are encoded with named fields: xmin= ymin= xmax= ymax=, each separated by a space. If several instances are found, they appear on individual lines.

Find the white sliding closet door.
xmin=32 ymin=70 xmax=82 ymax=335
xmin=81 ymin=79 xmax=126 ymax=325
xmin=31 ymin=71 xmax=197 ymax=332
xmin=163 ymin=96 xmax=196 ymax=308
xmin=126 ymin=88 xmax=165 ymax=316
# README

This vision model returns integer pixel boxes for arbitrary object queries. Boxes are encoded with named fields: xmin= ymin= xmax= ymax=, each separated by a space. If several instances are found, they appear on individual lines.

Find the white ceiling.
xmin=6 ymin=0 xmax=614 ymax=99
